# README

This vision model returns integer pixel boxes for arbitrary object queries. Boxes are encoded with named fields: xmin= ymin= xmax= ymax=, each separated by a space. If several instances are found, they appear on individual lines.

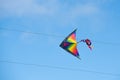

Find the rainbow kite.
xmin=59 ymin=29 xmax=92 ymax=59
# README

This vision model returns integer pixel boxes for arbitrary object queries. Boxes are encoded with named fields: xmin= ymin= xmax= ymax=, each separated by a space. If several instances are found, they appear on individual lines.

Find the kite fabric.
xmin=59 ymin=29 xmax=80 ymax=59
xmin=59 ymin=29 xmax=93 ymax=59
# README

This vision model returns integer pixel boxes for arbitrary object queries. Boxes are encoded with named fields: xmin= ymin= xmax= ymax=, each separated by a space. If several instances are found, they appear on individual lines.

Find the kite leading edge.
xmin=59 ymin=29 xmax=92 ymax=59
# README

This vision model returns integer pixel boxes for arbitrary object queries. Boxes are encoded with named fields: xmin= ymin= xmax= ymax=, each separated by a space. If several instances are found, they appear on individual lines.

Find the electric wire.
xmin=0 ymin=60 xmax=120 ymax=77
xmin=0 ymin=27 xmax=120 ymax=46
xmin=0 ymin=27 xmax=64 ymax=38
xmin=0 ymin=27 xmax=120 ymax=77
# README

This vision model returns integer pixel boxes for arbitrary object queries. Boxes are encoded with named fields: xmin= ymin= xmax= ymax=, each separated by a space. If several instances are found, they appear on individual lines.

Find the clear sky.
xmin=0 ymin=0 xmax=120 ymax=80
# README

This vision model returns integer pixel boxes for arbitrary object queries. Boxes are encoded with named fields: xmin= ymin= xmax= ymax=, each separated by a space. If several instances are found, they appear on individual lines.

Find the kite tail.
xmin=78 ymin=39 xmax=93 ymax=50
xmin=77 ymin=39 xmax=85 ymax=43
xmin=89 ymin=45 xmax=94 ymax=50
xmin=88 ymin=46 xmax=92 ymax=50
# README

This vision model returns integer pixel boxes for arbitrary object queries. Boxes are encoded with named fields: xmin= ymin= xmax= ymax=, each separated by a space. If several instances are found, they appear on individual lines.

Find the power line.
xmin=0 ymin=27 xmax=64 ymax=38
xmin=0 ymin=27 xmax=120 ymax=46
xmin=0 ymin=60 xmax=120 ymax=77
xmin=93 ymin=40 xmax=120 ymax=46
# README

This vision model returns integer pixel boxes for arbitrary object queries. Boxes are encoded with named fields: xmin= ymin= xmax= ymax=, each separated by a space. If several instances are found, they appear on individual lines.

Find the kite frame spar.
xmin=59 ymin=29 xmax=81 ymax=59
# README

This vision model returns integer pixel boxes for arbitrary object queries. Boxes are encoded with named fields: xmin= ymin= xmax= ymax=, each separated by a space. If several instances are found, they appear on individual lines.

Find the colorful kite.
xmin=59 ymin=29 xmax=92 ymax=59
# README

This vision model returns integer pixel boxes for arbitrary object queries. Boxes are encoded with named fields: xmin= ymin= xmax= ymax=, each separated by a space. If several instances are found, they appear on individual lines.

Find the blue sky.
xmin=0 ymin=0 xmax=120 ymax=80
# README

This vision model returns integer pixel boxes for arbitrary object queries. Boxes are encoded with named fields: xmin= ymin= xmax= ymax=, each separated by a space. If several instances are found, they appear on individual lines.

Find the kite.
xmin=59 ymin=29 xmax=92 ymax=59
